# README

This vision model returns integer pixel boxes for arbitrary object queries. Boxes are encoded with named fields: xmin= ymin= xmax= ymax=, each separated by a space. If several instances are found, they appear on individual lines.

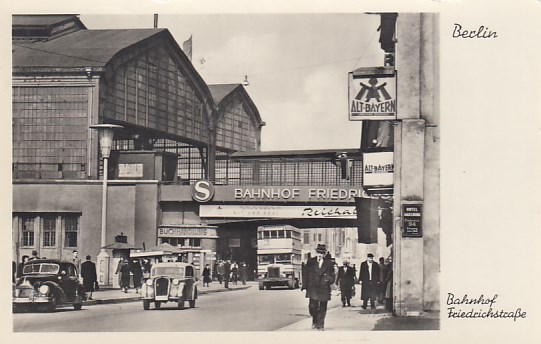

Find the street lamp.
xmin=90 ymin=124 xmax=123 ymax=286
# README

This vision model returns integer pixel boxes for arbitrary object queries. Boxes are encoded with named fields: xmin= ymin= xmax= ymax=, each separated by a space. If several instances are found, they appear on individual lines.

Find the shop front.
xmin=156 ymin=225 xmax=218 ymax=274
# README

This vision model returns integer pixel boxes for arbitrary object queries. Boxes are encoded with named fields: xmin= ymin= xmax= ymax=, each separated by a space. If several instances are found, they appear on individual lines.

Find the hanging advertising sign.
xmin=200 ymin=205 xmax=358 ymax=219
xmin=349 ymin=67 xmax=396 ymax=121
xmin=362 ymin=151 xmax=394 ymax=187
xmin=402 ymin=203 xmax=423 ymax=238
xmin=118 ymin=163 xmax=143 ymax=178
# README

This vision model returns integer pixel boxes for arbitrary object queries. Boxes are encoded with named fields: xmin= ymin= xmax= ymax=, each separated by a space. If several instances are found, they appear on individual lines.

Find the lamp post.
xmin=90 ymin=124 xmax=123 ymax=286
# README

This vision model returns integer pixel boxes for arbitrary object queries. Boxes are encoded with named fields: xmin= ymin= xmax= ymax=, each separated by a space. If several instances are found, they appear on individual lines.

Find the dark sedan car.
xmin=13 ymin=259 xmax=86 ymax=312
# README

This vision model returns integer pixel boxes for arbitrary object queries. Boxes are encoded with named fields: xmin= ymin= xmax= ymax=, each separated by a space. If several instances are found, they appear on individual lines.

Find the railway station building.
xmin=12 ymin=13 xmax=439 ymax=317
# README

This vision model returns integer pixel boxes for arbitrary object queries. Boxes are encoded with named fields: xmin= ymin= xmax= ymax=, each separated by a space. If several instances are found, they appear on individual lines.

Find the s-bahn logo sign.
xmin=349 ymin=68 xmax=396 ymax=121
xmin=191 ymin=179 xmax=215 ymax=203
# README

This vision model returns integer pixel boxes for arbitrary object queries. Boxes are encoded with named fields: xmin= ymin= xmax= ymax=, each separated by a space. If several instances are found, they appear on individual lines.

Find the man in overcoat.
xmin=81 ymin=255 xmax=97 ymax=300
xmin=336 ymin=260 xmax=356 ymax=307
xmin=223 ymin=260 xmax=231 ymax=289
xmin=301 ymin=244 xmax=335 ymax=330
xmin=359 ymin=253 xmax=380 ymax=309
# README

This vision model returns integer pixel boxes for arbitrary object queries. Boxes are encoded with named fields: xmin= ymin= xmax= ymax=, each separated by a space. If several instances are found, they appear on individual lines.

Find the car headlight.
xmin=39 ymin=285 xmax=49 ymax=295
xmin=172 ymin=279 xmax=180 ymax=285
xmin=146 ymin=279 xmax=153 ymax=286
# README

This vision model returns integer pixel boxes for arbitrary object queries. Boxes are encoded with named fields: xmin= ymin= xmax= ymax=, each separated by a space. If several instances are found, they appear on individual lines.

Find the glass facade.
xmin=12 ymin=86 xmax=89 ymax=180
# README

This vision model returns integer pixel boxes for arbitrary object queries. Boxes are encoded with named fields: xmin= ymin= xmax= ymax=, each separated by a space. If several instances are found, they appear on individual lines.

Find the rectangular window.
xmin=43 ymin=216 xmax=56 ymax=247
xmin=304 ymin=232 xmax=309 ymax=244
xmin=64 ymin=216 xmax=79 ymax=248
xmin=318 ymin=234 xmax=322 ymax=242
xmin=22 ymin=217 xmax=35 ymax=247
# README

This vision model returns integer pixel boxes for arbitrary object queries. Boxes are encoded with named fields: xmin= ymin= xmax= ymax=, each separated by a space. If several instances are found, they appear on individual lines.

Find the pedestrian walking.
xmin=359 ymin=253 xmax=380 ymax=309
xmin=28 ymin=250 xmax=40 ymax=261
xmin=71 ymin=250 xmax=81 ymax=277
xmin=384 ymin=258 xmax=393 ymax=311
xmin=336 ymin=260 xmax=356 ymax=307
xmin=130 ymin=259 xmax=143 ymax=293
xmin=223 ymin=259 xmax=231 ymax=289
xmin=231 ymin=262 xmax=238 ymax=285
xmin=202 ymin=264 xmax=212 ymax=287
xmin=301 ymin=244 xmax=335 ymax=331
xmin=377 ymin=257 xmax=388 ymax=304
xmin=115 ymin=256 xmax=125 ymax=289
xmin=17 ymin=255 xmax=29 ymax=278
xmin=142 ymin=259 xmax=152 ymax=281
xmin=81 ymin=255 xmax=97 ymax=300
xmin=118 ymin=259 xmax=131 ymax=293
xmin=217 ymin=260 xmax=225 ymax=284
xmin=239 ymin=262 xmax=247 ymax=285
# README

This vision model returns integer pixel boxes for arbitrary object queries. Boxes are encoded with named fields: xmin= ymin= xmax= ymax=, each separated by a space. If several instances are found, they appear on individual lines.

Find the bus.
xmin=256 ymin=225 xmax=302 ymax=290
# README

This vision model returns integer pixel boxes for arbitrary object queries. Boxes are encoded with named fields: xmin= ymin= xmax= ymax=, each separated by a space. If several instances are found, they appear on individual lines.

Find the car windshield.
xmin=151 ymin=266 xmax=184 ymax=278
xmin=22 ymin=263 xmax=60 ymax=275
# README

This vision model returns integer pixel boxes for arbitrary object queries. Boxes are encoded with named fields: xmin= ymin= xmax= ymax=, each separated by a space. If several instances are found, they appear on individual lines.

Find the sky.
xmin=81 ymin=13 xmax=383 ymax=151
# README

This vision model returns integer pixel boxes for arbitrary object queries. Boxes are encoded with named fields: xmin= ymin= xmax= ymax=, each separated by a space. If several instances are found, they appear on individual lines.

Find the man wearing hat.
xmin=336 ymin=259 xmax=356 ymax=307
xmin=301 ymin=244 xmax=335 ymax=330
xmin=359 ymin=253 xmax=380 ymax=309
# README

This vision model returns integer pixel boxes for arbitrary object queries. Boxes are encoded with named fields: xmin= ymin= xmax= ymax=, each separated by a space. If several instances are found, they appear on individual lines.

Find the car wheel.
xmin=177 ymin=297 xmax=185 ymax=310
xmin=258 ymin=283 xmax=264 ymax=290
xmin=265 ymin=285 xmax=271 ymax=290
xmin=154 ymin=301 xmax=161 ymax=309
xmin=73 ymin=302 xmax=82 ymax=310
xmin=143 ymin=300 xmax=150 ymax=310
xmin=189 ymin=299 xmax=196 ymax=308
xmin=294 ymin=279 xmax=300 ymax=289
xmin=47 ymin=295 xmax=57 ymax=313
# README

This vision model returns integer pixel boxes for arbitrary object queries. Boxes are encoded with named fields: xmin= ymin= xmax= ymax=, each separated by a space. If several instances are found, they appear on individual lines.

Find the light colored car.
xmin=258 ymin=264 xmax=299 ymax=290
xmin=13 ymin=259 xmax=85 ymax=312
xmin=140 ymin=262 xmax=198 ymax=310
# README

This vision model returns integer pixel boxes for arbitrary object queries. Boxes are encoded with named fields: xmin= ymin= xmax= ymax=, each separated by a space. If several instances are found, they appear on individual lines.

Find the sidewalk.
xmin=279 ymin=303 xmax=440 ymax=331
xmin=84 ymin=281 xmax=254 ymax=306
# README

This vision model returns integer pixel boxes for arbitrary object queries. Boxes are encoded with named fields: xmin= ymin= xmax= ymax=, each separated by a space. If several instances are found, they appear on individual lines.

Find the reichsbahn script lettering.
xmin=452 ymin=23 xmax=498 ymax=38
xmin=447 ymin=293 xmax=526 ymax=321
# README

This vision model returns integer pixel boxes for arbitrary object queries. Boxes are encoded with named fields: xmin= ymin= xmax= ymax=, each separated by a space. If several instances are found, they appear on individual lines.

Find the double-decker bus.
xmin=256 ymin=225 xmax=302 ymax=290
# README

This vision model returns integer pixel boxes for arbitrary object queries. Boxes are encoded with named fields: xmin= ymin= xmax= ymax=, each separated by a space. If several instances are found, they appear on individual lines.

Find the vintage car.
xmin=12 ymin=259 xmax=85 ymax=312
xmin=258 ymin=264 xmax=300 ymax=290
xmin=140 ymin=262 xmax=198 ymax=310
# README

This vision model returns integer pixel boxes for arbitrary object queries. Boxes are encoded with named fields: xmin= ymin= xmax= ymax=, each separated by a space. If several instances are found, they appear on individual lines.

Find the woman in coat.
xmin=130 ymin=259 xmax=143 ymax=293
xmin=119 ymin=260 xmax=131 ymax=293
xmin=202 ymin=264 xmax=211 ymax=287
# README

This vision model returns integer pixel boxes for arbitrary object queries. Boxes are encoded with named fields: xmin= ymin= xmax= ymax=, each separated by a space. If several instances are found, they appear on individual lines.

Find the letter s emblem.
xmin=191 ymin=179 xmax=215 ymax=203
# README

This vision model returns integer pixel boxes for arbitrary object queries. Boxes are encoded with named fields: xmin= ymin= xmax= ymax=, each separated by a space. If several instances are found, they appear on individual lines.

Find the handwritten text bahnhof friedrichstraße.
xmin=447 ymin=293 xmax=526 ymax=321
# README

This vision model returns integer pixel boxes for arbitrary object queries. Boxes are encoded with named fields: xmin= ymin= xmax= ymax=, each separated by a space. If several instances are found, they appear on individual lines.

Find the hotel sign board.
xmin=402 ymin=203 xmax=423 ymax=238
xmin=362 ymin=152 xmax=394 ymax=187
xmin=349 ymin=66 xmax=396 ymax=121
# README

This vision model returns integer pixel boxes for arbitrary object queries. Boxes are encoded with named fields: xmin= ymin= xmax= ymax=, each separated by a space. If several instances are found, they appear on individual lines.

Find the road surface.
xmin=13 ymin=285 xmax=342 ymax=332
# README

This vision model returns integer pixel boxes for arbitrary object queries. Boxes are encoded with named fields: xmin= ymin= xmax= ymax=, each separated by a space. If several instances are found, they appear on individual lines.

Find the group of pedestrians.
xmin=115 ymin=257 xmax=146 ymax=293
xmin=211 ymin=260 xmax=248 ymax=288
xmin=301 ymin=245 xmax=394 ymax=331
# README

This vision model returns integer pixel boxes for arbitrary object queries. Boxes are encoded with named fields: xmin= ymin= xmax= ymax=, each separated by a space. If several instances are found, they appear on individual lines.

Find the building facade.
xmin=12 ymin=15 xmax=264 ymax=284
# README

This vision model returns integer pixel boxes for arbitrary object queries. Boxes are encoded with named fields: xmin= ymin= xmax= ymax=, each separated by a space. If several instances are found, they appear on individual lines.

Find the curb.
xmin=84 ymin=285 xmax=252 ymax=306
